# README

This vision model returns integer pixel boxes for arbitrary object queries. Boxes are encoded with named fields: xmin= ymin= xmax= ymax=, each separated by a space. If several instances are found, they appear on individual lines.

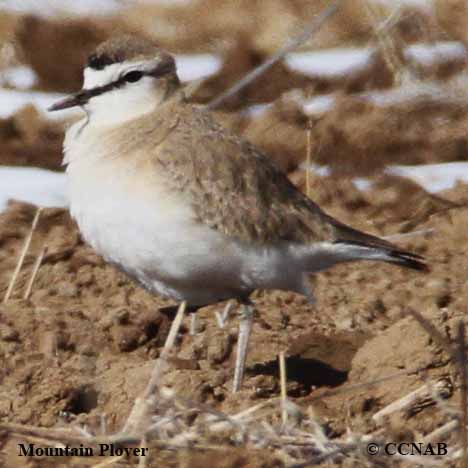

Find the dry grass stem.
xmin=23 ymin=244 xmax=48 ymax=300
xmin=305 ymin=120 xmax=313 ymax=199
xmin=279 ymin=351 xmax=288 ymax=427
xmin=404 ymin=307 xmax=454 ymax=358
xmin=373 ymin=379 xmax=450 ymax=424
xmin=206 ymin=1 xmax=343 ymax=110
xmin=383 ymin=228 xmax=435 ymax=242
xmin=215 ymin=300 xmax=234 ymax=329
xmin=138 ymin=436 xmax=148 ymax=468
xmin=364 ymin=1 xmax=408 ymax=86
xmin=189 ymin=313 xmax=197 ymax=336
xmin=232 ymin=305 xmax=253 ymax=393
xmin=423 ymin=419 xmax=458 ymax=443
xmin=3 ymin=206 xmax=42 ymax=303
xmin=122 ymin=302 xmax=186 ymax=435
xmin=161 ymin=301 xmax=186 ymax=357
xmin=1 ymin=376 xmax=460 ymax=467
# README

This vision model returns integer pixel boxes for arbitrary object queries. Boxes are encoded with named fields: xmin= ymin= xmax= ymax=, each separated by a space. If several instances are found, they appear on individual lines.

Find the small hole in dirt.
xmin=436 ymin=293 xmax=451 ymax=309
xmin=65 ymin=385 xmax=98 ymax=415
xmin=362 ymin=397 xmax=379 ymax=413
xmin=144 ymin=321 xmax=159 ymax=340
xmin=249 ymin=356 xmax=348 ymax=396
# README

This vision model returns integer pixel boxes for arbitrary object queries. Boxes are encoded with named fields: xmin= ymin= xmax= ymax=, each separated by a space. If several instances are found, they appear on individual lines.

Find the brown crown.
xmin=87 ymin=34 xmax=166 ymax=70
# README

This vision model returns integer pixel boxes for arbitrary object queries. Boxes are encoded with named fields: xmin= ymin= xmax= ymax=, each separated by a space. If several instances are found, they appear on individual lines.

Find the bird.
xmin=49 ymin=35 xmax=428 ymax=392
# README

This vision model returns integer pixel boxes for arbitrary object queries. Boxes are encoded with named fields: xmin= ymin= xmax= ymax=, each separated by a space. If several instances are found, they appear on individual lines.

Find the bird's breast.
xmin=62 ymin=126 xmax=310 ymax=304
xmin=64 ymin=143 xmax=250 ymax=304
xmin=66 ymin=152 xmax=193 ymax=267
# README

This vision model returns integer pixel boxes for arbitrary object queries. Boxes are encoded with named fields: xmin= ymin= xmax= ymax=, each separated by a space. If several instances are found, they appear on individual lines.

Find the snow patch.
xmin=304 ymin=162 xmax=468 ymax=194
xmin=0 ymin=66 xmax=37 ymax=90
xmin=388 ymin=162 xmax=468 ymax=193
xmin=373 ymin=0 xmax=434 ymax=12
xmin=0 ymin=167 xmax=68 ymax=213
xmin=302 ymin=95 xmax=336 ymax=115
xmin=285 ymin=48 xmax=372 ymax=78
xmin=175 ymin=54 xmax=222 ymax=82
xmin=405 ymin=42 xmax=467 ymax=67
xmin=285 ymin=42 xmax=466 ymax=79
xmin=0 ymin=88 xmax=79 ymax=120
xmin=0 ymin=0 xmax=123 ymax=17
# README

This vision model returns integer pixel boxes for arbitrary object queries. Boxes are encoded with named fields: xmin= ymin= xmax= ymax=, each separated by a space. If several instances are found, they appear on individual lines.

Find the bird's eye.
xmin=124 ymin=71 xmax=144 ymax=83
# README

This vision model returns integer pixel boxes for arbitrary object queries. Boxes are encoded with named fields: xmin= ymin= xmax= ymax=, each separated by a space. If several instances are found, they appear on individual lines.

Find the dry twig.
xmin=279 ymin=352 xmax=288 ymax=427
xmin=206 ymin=1 xmax=343 ymax=110
xmin=23 ymin=244 xmax=48 ymax=300
xmin=305 ymin=120 xmax=313 ymax=199
xmin=3 ymin=207 xmax=42 ymax=303
xmin=122 ymin=301 xmax=186 ymax=436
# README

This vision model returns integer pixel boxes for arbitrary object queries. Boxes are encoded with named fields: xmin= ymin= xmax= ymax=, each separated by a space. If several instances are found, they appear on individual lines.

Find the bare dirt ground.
xmin=1 ymin=1 xmax=468 ymax=467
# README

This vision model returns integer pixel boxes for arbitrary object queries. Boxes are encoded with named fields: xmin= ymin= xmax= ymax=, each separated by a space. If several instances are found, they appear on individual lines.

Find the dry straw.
xmin=23 ymin=244 xmax=48 ymax=300
xmin=206 ymin=1 xmax=343 ymax=110
xmin=279 ymin=351 xmax=288 ymax=427
xmin=3 ymin=207 xmax=42 ymax=303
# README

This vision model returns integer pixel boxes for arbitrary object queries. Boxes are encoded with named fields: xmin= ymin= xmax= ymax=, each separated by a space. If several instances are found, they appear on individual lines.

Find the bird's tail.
xmin=332 ymin=222 xmax=429 ymax=272
xmin=333 ymin=239 xmax=429 ymax=272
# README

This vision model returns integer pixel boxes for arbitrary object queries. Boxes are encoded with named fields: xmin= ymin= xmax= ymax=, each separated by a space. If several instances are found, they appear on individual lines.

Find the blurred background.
xmin=0 ymin=0 xmax=467 ymax=212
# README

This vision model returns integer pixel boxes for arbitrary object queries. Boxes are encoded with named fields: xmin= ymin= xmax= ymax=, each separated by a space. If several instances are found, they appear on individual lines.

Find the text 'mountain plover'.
xmin=49 ymin=35 xmax=428 ymax=392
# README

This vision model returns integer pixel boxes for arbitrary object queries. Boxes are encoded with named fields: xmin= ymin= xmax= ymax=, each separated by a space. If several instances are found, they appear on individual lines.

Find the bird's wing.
xmin=153 ymin=102 xmax=337 ymax=246
xmin=142 ymin=101 xmax=427 ymax=271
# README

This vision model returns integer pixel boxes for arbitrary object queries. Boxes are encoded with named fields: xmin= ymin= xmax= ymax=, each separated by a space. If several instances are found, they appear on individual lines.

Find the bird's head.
xmin=49 ymin=34 xmax=180 ymax=125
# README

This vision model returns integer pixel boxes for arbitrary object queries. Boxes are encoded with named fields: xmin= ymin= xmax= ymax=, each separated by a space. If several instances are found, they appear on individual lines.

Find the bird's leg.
xmin=232 ymin=303 xmax=254 ymax=393
xmin=189 ymin=313 xmax=197 ymax=336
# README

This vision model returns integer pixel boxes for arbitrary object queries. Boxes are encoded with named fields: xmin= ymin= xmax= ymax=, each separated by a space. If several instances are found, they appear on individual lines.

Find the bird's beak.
xmin=48 ymin=89 xmax=93 ymax=112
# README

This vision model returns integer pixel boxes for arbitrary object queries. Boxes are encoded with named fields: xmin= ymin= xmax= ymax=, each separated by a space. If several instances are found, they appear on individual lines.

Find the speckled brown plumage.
xmin=107 ymin=95 xmax=405 ymax=251
xmin=156 ymin=101 xmax=335 ymax=245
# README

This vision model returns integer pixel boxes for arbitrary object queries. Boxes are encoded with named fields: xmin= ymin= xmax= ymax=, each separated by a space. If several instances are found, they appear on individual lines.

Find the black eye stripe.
xmin=93 ymin=70 xmax=146 ymax=91
xmin=78 ymin=59 xmax=175 ymax=104
xmin=124 ymin=70 xmax=144 ymax=83
xmin=77 ymin=76 xmax=131 ymax=102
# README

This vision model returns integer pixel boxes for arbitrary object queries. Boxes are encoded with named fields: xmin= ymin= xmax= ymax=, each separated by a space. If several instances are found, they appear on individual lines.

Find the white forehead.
xmin=82 ymin=60 xmax=157 ymax=89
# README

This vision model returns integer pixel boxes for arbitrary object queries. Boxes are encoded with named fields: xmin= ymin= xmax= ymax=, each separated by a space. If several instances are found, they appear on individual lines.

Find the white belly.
xmin=67 ymin=171 xmax=252 ymax=305
xmin=64 ymin=122 xmax=311 ymax=305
